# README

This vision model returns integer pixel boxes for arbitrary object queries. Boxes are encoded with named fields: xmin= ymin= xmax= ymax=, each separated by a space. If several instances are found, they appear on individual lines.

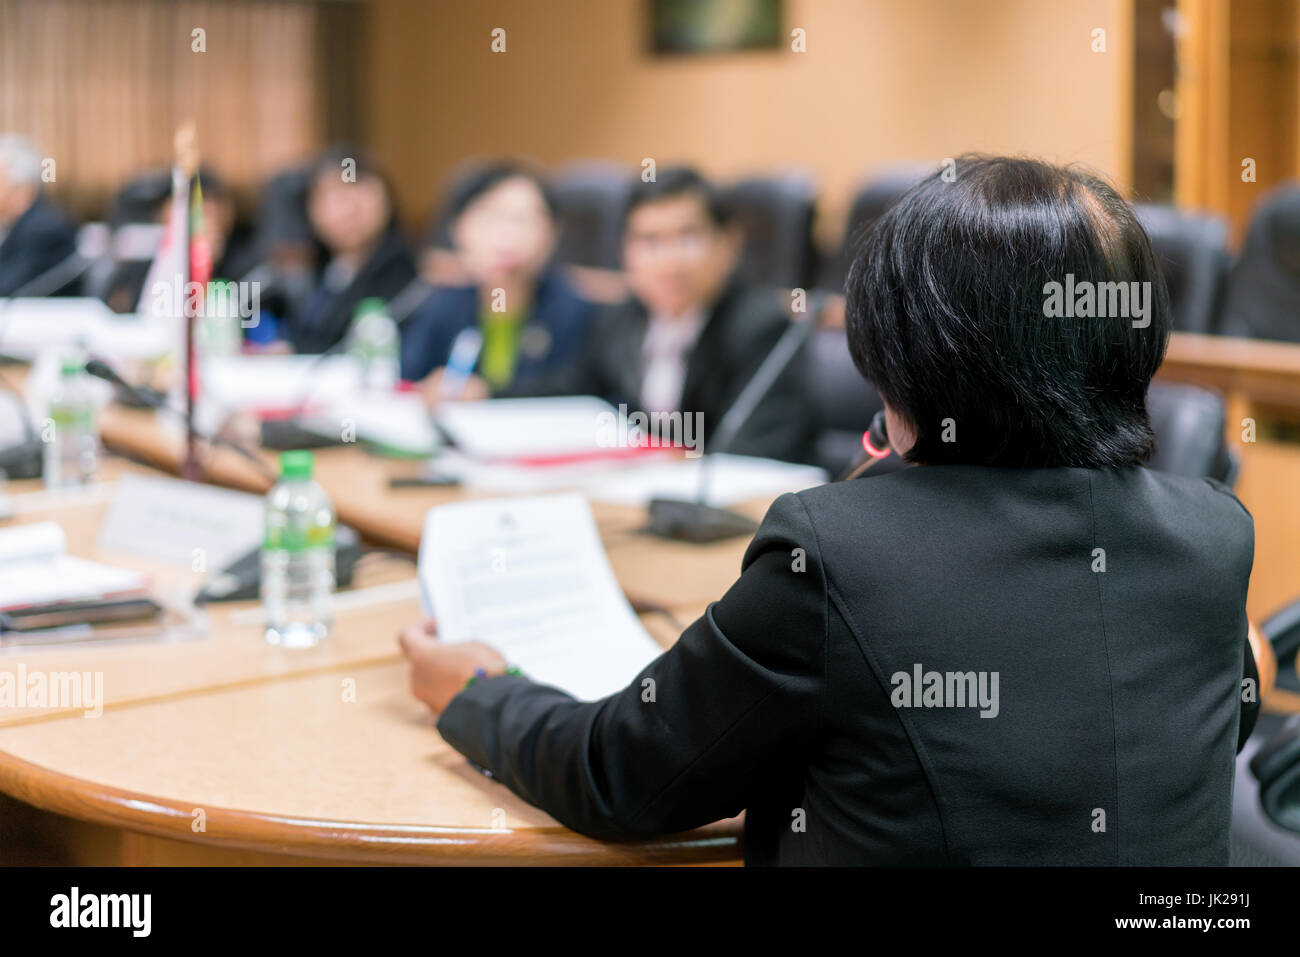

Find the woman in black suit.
xmin=285 ymin=148 xmax=417 ymax=354
xmin=398 ymin=155 xmax=1258 ymax=865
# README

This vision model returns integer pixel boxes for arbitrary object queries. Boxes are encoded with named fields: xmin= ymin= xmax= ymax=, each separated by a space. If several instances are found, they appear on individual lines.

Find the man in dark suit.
xmin=0 ymin=135 xmax=78 ymax=297
xmin=398 ymin=156 xmax=1257 ymax=865
xmin=528 ymin=167 xmax=814 ymax=463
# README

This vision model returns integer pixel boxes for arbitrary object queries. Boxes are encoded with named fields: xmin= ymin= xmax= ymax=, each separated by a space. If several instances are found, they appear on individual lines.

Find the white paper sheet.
xmin=0 ymin=521 xmax=146 ymax=610
xmin=200 ymin=353 xmax=364 ymax=413
xmin=417 ymin=493 xmax=663 ymax=701
xmin=298 ymin=391 xmax=440 ymax=456
xmin=0 ymin=298 xmax=172 ymax=360
xmin=434 ymin=396 xmax=622 ymax=460
xmin=430 ymin=450 xmax=827 ymax=507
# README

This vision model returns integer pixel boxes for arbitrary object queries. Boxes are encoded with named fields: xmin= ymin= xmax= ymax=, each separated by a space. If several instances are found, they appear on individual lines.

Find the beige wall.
xmin=365 ymin=0 xmax=1131 ymax=237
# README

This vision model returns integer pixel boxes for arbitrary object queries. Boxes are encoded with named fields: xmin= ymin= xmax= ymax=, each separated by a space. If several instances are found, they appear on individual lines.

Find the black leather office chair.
xmin=1218 ymin=182 xmax=1300 ymax=343
xmin=1134 ymin=204 xmax=1232 ymax=334
xmin=816 ymin=164 xmax=933 ymax=294
xmin=723 ymin=173 xmax=817 ymax=290
xmin=808 ymin=340 xmax=1239 ymax=486
xmin=806 ymin=325 xmax=884 ymax=476
xmin=107 ymin=169 xmax=172 ymax=229
xmin=549 ymin=162 xmax=632 ymax=271
xmin=1145 ymin=381 xmax=1240 ymax=486
xmin=257 ymin=162 xmax=315 ymax=249
xmin=1232 ymin=602 xmax=1300 ymax=865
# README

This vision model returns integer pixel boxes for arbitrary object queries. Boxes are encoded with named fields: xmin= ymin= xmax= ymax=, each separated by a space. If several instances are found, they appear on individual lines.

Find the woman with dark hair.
xmin=287 ymin=147 xmax=417 ymax=354
xmin=399 ymin=162 xmax=590 ymax=399
xmin=397 ymin=155 xmax=1257 ymax=866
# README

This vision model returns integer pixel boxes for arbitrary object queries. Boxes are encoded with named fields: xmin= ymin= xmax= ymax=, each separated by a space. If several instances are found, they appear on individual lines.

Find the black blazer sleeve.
xmin=1238 ymin=634 xmax=1260 ymax=753
xmin=435 ymin=491 xmax=828 ymax=840
xmin=0 ymin=199 xmax=78 ymax=297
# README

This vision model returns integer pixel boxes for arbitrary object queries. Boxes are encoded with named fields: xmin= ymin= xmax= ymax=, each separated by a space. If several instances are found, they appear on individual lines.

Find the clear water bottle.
xmin=348 ymin=297 xmax=399 ymax=391
xmin=261 ymin=449 xmax=335 ymax=648
xmin=43 ymin=357 xmax=99 ymax=489
xmin=198 ymin=279 xmax=244 ymax=357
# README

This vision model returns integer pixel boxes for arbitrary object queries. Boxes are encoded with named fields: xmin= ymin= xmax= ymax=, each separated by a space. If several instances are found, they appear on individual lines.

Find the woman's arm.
xmin=434 ymin=492 xmax=830 ymax=840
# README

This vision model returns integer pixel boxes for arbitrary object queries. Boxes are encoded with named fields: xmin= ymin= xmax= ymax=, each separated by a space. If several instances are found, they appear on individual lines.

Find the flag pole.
xmin=175 ymin=122 xmax=201 ymax=481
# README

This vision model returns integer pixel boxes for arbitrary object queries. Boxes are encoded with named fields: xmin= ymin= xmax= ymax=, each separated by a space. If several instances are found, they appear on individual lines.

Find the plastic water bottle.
xmin=43 ymin=357 xmax=99 ymax=489
xmin=198 ymin=279 xmax=245 ymax=357
xmin=261 ymin=450 xmax=335 ymax=648
xmin=348 ymin=297 xmax=399 ymax=391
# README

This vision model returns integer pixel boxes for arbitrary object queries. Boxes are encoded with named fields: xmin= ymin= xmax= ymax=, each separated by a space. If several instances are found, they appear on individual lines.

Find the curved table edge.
xmin=0 ymin=749 xmax=742 ymax=865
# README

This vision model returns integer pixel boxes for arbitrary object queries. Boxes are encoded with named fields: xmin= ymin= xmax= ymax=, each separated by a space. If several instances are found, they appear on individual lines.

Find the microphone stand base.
xmin=646 ymin=497 xmax=759 ymax=544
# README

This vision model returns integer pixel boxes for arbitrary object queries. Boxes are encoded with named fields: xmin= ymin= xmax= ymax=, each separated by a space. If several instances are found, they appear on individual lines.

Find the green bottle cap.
xmin=59 ymin=357 xmax=84 ymax=376
xmin=279 ymin=449 xmax=315 ymax=480
xmin=354 ymin=297 xmax=388 ymax=318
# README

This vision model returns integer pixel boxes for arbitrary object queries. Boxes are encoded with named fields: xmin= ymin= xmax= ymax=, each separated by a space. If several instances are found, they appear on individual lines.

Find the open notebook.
xmin=417 ymin=493 xmax=665 ymax=701
xmin=0 ymin=522 xmax=148 ymax=611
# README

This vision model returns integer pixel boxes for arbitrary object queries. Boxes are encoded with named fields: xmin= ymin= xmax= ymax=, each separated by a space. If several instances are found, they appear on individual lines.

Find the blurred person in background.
xmin=400 ymin=163 xmax=590 ymax=399
xmin=531 ymin=166 xmax=814 ymax=463
xmin=103 ymin=166 xmax=259 ymax=315
xmin=0 ymin=134 xmax=78 ymax=297
xmin=287 ymin=147 xmax=417 ymax=354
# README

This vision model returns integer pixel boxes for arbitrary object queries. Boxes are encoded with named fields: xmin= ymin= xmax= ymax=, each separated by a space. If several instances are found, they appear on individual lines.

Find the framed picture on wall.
xmin=650 ymin=0 xmax=783 ymax=55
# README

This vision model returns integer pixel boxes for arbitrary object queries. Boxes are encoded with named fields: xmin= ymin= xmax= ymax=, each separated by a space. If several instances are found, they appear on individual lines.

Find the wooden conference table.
xmin=5 ymin=328 xmax=1300 ymax=865
xmin=0 ymin=408 xmax=761 ymax=865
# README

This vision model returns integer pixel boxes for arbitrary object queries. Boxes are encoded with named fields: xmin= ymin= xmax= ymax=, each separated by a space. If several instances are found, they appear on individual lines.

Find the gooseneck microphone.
xmin=647 ymin=297 xmax=821 ymax=544
xmin=84 ymin=357 xmax=277 ymax=482
xmin=839 ymin=409 xmax=892 ymax=481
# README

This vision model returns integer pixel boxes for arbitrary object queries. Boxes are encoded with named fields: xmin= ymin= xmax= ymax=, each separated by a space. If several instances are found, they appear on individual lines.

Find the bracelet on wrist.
xmin=465 ymin=665 xmax=523 ymax=689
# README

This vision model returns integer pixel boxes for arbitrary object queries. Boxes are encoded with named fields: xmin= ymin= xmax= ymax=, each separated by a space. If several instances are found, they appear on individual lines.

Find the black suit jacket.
xmin=0 ymin=196 xmax=78 ymax=296
xmin=437 ymin=465 xmax=1256 ymax=865
xmin=526 ymin=280 xmax=815 ymax=463
xmin=287 ymin=228 xmax=417 ymax=354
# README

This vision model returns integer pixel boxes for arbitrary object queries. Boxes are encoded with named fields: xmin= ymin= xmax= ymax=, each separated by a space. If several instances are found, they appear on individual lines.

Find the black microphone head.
xmin=864 ymin=409 xmax=890 ymax=458
xmin=83 ymin=358 xmax=124 ymax=385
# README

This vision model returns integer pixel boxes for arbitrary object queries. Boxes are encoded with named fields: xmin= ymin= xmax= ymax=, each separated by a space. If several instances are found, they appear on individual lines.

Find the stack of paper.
xmin=0 ymin=298 xmax=172 ymax=361
xmin=200 ymin=355 xmax=440 ymax=456
xmin=0 ymin=522 xmax=148 ymax=611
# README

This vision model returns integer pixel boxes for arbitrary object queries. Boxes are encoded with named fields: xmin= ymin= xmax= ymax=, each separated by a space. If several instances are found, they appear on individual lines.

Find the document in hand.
xmin=417 ymin=493 xmax=665 ymax=701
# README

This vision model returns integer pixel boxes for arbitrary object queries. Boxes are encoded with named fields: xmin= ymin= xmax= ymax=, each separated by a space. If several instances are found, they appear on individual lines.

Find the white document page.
xmin=431 ymin=450 xmax=826 ymax=507
xmin=582 ymin=453 xmax=828 ymax=507
xmin=0 ymin=522 xmax=146 ymax=610
xmin=200 ymin=354 xmax=364 ymax=413
xmin=299 ymin=392 xmax=440 ymax=457
xmin=434 ymin=396 xmax=622 ymax=460
xmin=417 ymin=493 xmax=664 ymax=701
xmin=0 ymin=298 xmax=172 ymax=361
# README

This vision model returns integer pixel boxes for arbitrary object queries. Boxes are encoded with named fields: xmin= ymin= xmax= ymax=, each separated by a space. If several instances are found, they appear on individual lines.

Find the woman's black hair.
xmin=308 ymin=145 xmax=394 ymax=202
xmin=305 ymin=144 xmax=401 ymax=250
xmin=845 ymin=154 xmax=1171 ymax=469
xmin=445 ymin=162 xmax=558 ymax=222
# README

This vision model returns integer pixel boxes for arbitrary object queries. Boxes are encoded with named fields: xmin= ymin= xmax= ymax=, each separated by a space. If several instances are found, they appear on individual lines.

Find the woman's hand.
xmin=419 ymin=367 xmax=491 ymax=409
xmin=397 ymin=619 xmax=508 ymax=714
